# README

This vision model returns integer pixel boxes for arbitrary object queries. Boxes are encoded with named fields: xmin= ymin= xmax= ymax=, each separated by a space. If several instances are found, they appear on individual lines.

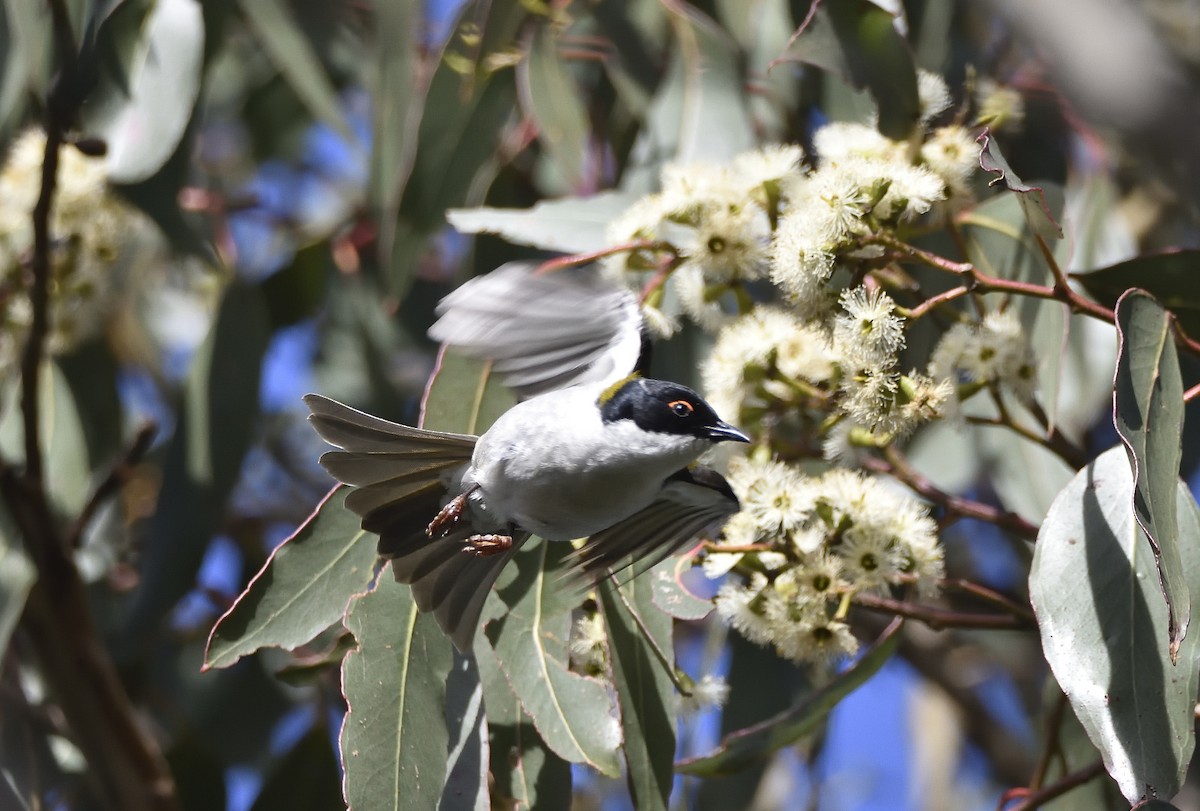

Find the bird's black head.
xmin=598 ymin=376 xmax=751 ymax=443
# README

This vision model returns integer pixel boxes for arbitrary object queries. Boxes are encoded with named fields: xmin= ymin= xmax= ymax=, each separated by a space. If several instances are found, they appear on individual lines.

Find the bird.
xmin=305 ymin=261 xmax=750 ymax=651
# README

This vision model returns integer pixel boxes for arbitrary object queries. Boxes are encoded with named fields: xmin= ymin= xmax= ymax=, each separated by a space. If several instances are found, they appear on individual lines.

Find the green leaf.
xmin=0 ymin=361 xmax=91 ymax=518
xmin=368 ymin=0 xmax=418 ymax=262
xmin=1073 ymin=249 xmax=1200 ymax=341
xmin=650 ymin=556 xmax=712 ymax=620
xmin=447 ymin=190 xmax=644 ymax=254
xmin=440 ymin=652 xmax=489 ymax=811
xmin=475 ymin=608 xmax=572 ymax=808
xmin=87 ymin=0 xmax=204 ymax=183
xmin=0 ymin=509 xmax=35 ymax=655
xmin=124 ymin=281 xmax=270 ymax=643
xmin=1029 ymin=446 xmax=1200 ymax=805
xmin=237 ymin=0 xmax=348 ymax=136
xmin=1114 ymin=290 xmax=1189 ymax=662
xmin=599 ymin=575 xmax=675 ymax=811
xmin=624 ymin=3 xmax=754 ymax=189
xmin=978 ymin=129 xmax=1064 ymax=242
xmin=826 ymin=1 xmax=919 ymax=140
xmin=677 ymin=619 xmax=902 ymax=776
xmin=485 ymin=538 xmax=622 ymax=777
xmin=519 ymin=24 xmax=590 ymax=189
xmin=421 ymin=351 xmax=516 ymax=435
xmin=250 ymin=726 xmax=342 ymax=811
xmin=342 ymin=568 xmax=455 ymax=811
xmin=203 ymin=487 xmax=378 ymax=670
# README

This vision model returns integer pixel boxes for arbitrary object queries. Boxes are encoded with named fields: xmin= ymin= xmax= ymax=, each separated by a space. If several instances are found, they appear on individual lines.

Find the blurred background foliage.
xmin=4 ymin=0 xmax=1200 ymax=809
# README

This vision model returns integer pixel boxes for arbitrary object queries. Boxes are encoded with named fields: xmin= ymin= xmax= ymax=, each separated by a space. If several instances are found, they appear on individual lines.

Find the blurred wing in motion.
xmin=428 ymin=261 xmax=647 ymax=398
xmin=570 ymin=465 xmax=741 ymax=580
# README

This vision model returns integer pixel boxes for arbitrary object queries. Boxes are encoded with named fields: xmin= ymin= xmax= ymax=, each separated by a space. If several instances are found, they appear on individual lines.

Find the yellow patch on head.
xmin=597 ymin=373 xmax=641 ymax=406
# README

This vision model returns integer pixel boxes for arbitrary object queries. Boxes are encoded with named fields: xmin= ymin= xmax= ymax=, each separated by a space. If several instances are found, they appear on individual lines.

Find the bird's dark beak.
xmin=706 ymin=421 xmax=751 ymax=443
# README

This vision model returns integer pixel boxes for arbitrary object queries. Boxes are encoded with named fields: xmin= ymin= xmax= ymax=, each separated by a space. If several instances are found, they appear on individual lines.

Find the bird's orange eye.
xmin=668 ymin=400 xmax=694 ymax=417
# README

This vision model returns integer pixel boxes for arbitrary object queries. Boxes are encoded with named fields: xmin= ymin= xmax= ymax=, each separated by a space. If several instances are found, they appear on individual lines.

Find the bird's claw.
xmin=462 ymin=534 xmax=513 ymax=557
xmin=427 ymin=491 xmax=469 ymax=537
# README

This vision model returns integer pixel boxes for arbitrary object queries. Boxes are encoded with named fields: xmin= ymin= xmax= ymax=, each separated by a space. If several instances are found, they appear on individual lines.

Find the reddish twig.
xmin=64 ymin=422 xmax=157 ymax=550
xmin=997 ymin=760 xmax=1106 ymax=811
xmin=853 ymin=593 xmax=1033 ymax=631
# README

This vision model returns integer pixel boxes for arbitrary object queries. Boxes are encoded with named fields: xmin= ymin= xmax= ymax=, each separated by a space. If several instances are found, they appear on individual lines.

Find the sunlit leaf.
xmin=203 ymin=488 xmax=377 ymax=670
xmin=485 ymin=538 xmax=622 ymax=777
xmin=475 ymin=601 xmax=572 ymax=808
xmin=1073 ymin=249 xmax=1200 ymax=340
xmin=440 ymin=652 xmax=488 ymax=811
xmin=447 ymin=190 xmax=643 ymax=254
xmin=650 ymin=556 xmax=712 ymax=620
xmin=978 ymin=129 xmax=1064 ymax=242
xmin=341 ymin=569 xmax=454 ymax=811
xmin=421 ymin=350 xmax=516 ymax=435
xmin=519 ymin=24 xmax=590 ymax=189
xmin=1114 ymin=290 xmax=1189 ymax=661
xmin=90 ymin=0 xmax=204 ymax=183
xmin=677 ymin=619 xmax=902 ymax=776
xmin=599 ymin=574 xmax=675 ymax=810
xmin=1030 ymin=446 xmax=1200 ymax=805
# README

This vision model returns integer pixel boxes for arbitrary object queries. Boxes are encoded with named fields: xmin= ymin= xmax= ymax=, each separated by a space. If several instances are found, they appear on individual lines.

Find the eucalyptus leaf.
xmin=475 ymin=602 xmax=572 ymax=809
xmin=341 ymin=569 xmax=454 ymax=811
xmin=519 ymin=24 xmax=590 ymax=189
xmin=677 ymin=619 xmax=902 ymax=776
xmin=447 ymin=190 xmax=643 ymax=255
xmin=0 ymin=512 xmax=35 ymax=655
xmin=1074 ymin=249 xmax=1200 ymax=340
xmin=650 ymin=556 xmax=712 ymax=620
xmin=421 ymin=350 xmax=516 ymax=436
xmin=237 ymin=0 xmax=348 ymax=136
xmin=440 ymin=653 xmax=488 ymax=811
xmin=599 ymin=573 xmax=675 ymax=810
xmin=1114 ymin=290 xmax=1189 ymax=661
xmin=978 ymin=129 xmax=1064 ymax=242
xmin=485 ymin=538 xmax=622 ymax=777
xmin=368 ymin=0 xmax=418 ymax=262
xmin=1029 ymin=446 xmax=1200 ymax=805
xmin=203 ymin=487 xmax=377 ymax=670
xmin=92 ymin=0 xmax=204 ymax=183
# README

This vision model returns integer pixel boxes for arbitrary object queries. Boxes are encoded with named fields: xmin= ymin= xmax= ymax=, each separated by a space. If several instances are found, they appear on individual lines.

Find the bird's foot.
xmin=462 ymin=534 xmax=513 ymax=557
xmin=426 ymin=487 xmax=476 ymax=537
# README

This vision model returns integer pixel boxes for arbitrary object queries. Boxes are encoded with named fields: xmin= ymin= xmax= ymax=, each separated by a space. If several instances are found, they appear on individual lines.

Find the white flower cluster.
xmin=711 ymin=460 xmax=943 ymax=666
xmin=929 ymin=310 xmax=1039 ymax=403
xmin=0 ymin=129 xmax=145 ymax=376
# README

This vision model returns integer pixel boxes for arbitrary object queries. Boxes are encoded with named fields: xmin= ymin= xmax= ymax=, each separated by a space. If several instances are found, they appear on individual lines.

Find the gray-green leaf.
xmin=485 ymin=538 xmax=622 ymax=777
xmin=341 ymin=569 xmax=454 ymax=811
xmin=203 ymin=487 xmax=377 ymax=670
xmin=1114 ymin=290 xmax=1189 ymax=662
xmin=1030 ymin=446 xmax=1200 ymax=804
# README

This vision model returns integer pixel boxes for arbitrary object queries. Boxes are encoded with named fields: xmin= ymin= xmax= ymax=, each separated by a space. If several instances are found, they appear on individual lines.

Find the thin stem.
xmin=965 ymin=413 xmax=1088 ymax=471
xmin=64 ymin=422 xmax=157 ymax=549
xmin=533 ymin=239 xmax=669 ymax=274
xmin=1029 ymin=692 xmax=1069 ymax=791
xmin=852 ymin=593 xmax=1033 ymax=631
xmin=865 ymin=449 xmax=1040 ymax=541
xmin=938 ymin=578 xmax=1035 ymax=623
xmin=897 ymin=285 xmax=972 ymax=320
xmin=997 ymin=760 xmax=1106 ymax=811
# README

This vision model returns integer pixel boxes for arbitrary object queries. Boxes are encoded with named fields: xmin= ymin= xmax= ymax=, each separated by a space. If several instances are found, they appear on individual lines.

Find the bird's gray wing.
xmin=428 ymin=260 xmax=646 ymax=398
xmin=569 ymin=466 xmax=741 ymax=581
xmin=304 ymin=393 xmax=476 ymax=517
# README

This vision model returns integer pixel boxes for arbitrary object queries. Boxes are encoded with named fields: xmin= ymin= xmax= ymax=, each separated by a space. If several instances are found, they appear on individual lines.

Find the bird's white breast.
xmin=464 ymin=384 xmax=708 ymax=541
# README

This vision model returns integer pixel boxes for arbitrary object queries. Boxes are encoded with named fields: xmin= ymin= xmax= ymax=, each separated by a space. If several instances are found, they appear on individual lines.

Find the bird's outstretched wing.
xmin=570 ymin=466 xmax=741 ymax=580
xmin=428 ymin=261 xmax=646 ymax=398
